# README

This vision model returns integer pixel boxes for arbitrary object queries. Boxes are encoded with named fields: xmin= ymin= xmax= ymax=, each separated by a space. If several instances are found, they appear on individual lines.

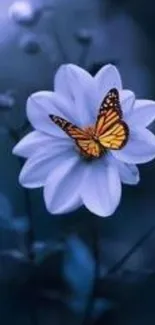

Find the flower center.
xmin=83 ymin=125 xmax=95 ymax=136
xmin=83 ymin=125 xmax=100 ymax=142
xmin=76 ymin=125 xmax=105 ymax=160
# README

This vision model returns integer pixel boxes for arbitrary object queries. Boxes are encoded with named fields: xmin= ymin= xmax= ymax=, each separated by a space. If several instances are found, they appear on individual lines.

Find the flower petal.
xmin=112 ymin=128 xmax=155 ymax=164
xmin=81 ymin=156 xmax=121 ymax=217
xmin=127 ymin=99 xmax=155 ymax=127
xmin=54 ymin=64 xmax=98 ymax=125
xmin=26 ymin=91 xmax=78 ymax=138
xmin=19 ymin=145 xmax=75 ymax=188
xmin=95 ymin=64 xmax=122 ymax=106
xmin=13 ymin=131 xmax=72 ymax=158
xmin=44 ymin=152 xmax=85 ymax=214
xmin=13 ymin=131 xmax=51 ymax=158
xmin=116 ymin=160 xmax=140 ymax=185
xmin=120 ymin=90 xmax=135 ymax=118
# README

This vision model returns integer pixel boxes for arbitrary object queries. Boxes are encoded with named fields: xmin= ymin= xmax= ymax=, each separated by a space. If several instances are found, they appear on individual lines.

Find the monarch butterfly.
xmin=49 ymin=88 xmax=129 ymax=158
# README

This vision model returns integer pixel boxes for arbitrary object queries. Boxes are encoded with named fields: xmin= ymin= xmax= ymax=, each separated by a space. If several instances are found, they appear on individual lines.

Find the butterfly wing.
xmin=76 ymin=139 xmax=104 ymax=158
xmin=98 ymin=120 xmax=129 ymax=149
xmin=49 ymin=114 xmax=88 ymax=139
xmin=95 ymin=88 xmax=122 ymax=137
xmin=49 ymin=114 xmax=102 ymax=157
xmin=95 ymin=88 xmax=129 ymax=150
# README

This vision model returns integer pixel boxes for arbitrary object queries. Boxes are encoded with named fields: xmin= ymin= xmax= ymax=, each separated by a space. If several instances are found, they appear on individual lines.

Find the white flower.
xmin=13 ymin=64 xmax=155 ymax=217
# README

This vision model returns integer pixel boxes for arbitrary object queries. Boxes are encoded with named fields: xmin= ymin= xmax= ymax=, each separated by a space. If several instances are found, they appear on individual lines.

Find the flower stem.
xmin=7 ymin=124 xmax=38 ymax=324
xmin=108 ymin=224 xmax=155 ymax=274
xmin=83 ymin=216 xmax=100 ymax=325
xmin=20 ymin=177 xmax=35 ymax=261
xmin=6 ymin=124 xmax=35 ymax=261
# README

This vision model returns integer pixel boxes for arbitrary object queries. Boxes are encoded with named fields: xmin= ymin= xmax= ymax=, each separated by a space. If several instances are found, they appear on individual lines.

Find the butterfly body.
xmin=49 ymin=88 xmax=129 ymax=159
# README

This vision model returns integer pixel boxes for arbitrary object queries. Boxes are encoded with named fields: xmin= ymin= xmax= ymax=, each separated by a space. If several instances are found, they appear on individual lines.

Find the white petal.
xmin=54 ymin=64 xmax=98 ymax=125
xmin=13 ymin=131 xmax=72 ymax=158
xmin=127 ymin=99 xmax=155 ymax=127
xmin=44 ymin=152 xmax=85 ymax=214
xmin=26 ymin=91 xmax=78 ymax=138
xmin=13 ymin=131 xmax=52 ymax=158
xmin=120 ymin=90 xmax=135 ymax=118
xmin=95 ymin=64 xmax=122 ymax=106
xmin=19 ymin=145 xmax=75 ymax=188
xmin=81 ymin=156 xmax=121 ymax=217
xmin=112 ymin=128 xmax=155 ymax=164
xmin=116 ymin=160 xmax=140 ymax=185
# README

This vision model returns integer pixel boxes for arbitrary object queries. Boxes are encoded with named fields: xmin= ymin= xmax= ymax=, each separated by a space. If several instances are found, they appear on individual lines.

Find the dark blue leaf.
xmin=34 ymin=240 xmax=64 ymax=264
xmin=90 ymin=298 xmax=113 ymax=322
xmin=0 ymin=250 xmax=32 ymax=284
xmin=63 ymin=235 xmax=95 ymax=319
xmin=13 ymin=216 xmax=29 ymax=233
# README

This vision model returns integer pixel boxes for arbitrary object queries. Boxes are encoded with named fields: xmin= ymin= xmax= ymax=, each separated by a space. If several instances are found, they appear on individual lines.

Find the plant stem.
xmin=20 ymin=171 xmax=35 ymax=261
xmin=7 ymin=125 xmax=35 ymax=261
xmin=8 ymin=125 xmax=38 ymax=324
xmin=108 ymin=224 xmax=155 ymax=274
xmin=82 ymin=216 xmax=100 ymax=325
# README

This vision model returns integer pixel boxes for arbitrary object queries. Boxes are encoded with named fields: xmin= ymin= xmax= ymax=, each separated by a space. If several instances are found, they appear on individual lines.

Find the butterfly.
xmin=49 ymin=88 xmax=129 ymax=159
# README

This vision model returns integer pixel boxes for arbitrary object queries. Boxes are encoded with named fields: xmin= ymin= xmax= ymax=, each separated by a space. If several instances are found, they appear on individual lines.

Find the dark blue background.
xmin=0 ymin=0 xmax=155 ymax=324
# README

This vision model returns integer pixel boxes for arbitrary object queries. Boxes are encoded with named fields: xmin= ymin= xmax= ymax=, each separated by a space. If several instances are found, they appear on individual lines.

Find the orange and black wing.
xmin=98 ymin=120 xmax=129 ymax=149
xmin=95 ymin=88 xmax=129 ymax=150
xmin=49 ymin=114 xmax=89 ymax=139
xmin=75 ymin=139 xmax=104 ymax=158
xmin=49 ymin=114 xmax=102 ymax=157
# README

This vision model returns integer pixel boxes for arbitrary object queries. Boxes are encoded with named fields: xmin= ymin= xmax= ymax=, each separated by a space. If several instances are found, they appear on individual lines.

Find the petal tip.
xmin=12 ymin=143 xmax=25 ymax=157
xmin=12 ymin=145 xmax=18 ymax=155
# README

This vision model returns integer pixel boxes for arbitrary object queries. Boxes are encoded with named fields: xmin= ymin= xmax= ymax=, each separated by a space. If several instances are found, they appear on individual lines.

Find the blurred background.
xmin=1 ymin=0 xmax=155 ymax=324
